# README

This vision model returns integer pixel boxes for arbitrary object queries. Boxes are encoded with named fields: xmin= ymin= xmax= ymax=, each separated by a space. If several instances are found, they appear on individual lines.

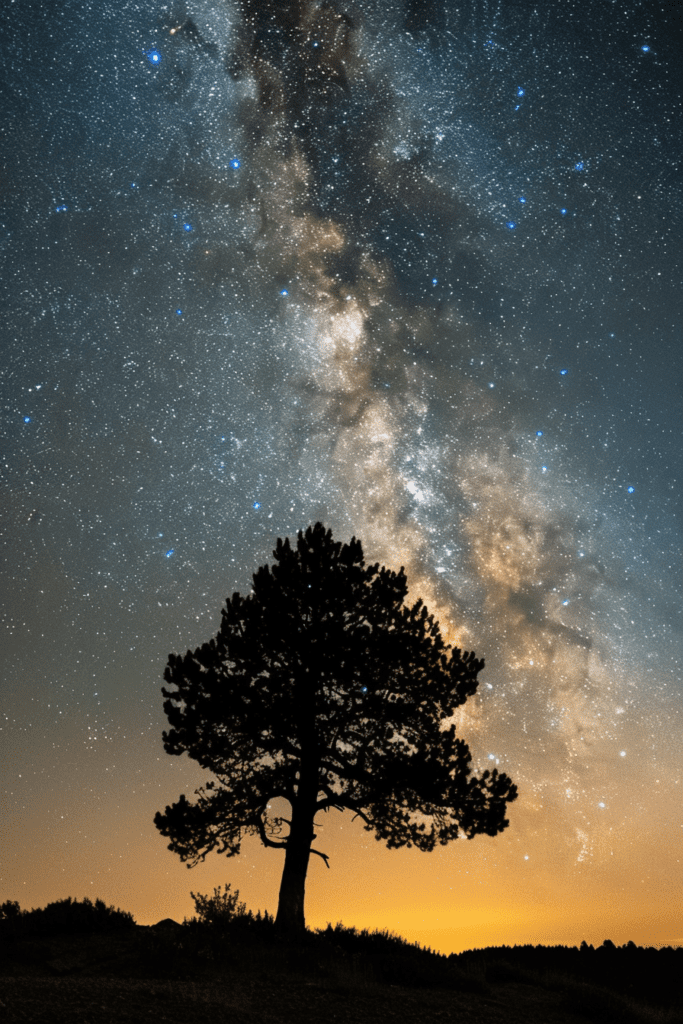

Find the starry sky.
xmin=2 ymin=0 xmax=682 ymax=953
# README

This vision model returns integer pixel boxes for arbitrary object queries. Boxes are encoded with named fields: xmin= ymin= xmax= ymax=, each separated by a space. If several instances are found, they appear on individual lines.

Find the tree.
xmin=154 ymin=522 xmax=517 ymax=935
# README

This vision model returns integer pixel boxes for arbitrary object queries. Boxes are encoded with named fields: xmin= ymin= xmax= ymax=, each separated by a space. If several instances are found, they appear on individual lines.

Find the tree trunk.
xmin=274 ymin=770 xmax=318 ymax=935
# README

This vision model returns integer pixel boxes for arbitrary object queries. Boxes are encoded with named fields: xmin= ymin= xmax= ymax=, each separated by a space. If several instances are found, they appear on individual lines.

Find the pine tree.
xmin=154 ymin=523 xmax=517 ymax=935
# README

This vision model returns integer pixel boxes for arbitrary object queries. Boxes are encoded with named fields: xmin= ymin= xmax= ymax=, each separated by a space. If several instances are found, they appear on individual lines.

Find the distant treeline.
xmin=453 ymin=942 xmax=682 ymax=1007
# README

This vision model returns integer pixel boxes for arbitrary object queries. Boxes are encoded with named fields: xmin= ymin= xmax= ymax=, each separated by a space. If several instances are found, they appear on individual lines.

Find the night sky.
xmin=2 ymin=0 xmax=682 ymax=953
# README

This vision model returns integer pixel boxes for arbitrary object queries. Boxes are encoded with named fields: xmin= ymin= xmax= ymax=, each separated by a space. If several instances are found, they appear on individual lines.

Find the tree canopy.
xmin=154 ymin=522 xmax=517 ymax=933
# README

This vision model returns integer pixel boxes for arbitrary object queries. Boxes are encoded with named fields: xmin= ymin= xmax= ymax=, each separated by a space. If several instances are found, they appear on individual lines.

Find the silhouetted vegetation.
xmin=0 ymin=896 xmax=136 ymax=939
xmin=154 ymin=522 xmax=517 ymax=934
xmin=1 ymin=889 xmax=682 ymax=1023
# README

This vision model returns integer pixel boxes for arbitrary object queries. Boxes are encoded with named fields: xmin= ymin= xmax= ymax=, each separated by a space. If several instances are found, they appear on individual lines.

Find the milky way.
xmin=2 ymin=0 xmax=682 ymax=935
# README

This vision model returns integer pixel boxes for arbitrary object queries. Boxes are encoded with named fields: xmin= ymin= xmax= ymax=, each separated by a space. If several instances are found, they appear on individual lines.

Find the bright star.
xmin=560 ymin=208 xmax=567 ymax=215
xmin=641 ymin=45 xmax=650 ymax=52
xmin=432 ymin=278 xmax=438 ymax=285
xmin=517 ymin=87 xmax=525 ymax=96
xmin=536 ymin=430 xmax=543 ymax=436
xmin=506 ymin=220 xmax=516 ymax=229
xmin=24 ymin=416 xmax=31 ymax=423
xmin=230 ymin=159 xmax=241 ymax=169
xmin=280 ymin=289 xmax=288 ymax=296
xmin=176 ymin=309 xmax=182 ymax=316
xmin=519 ymin=197 xmax=526 ymax=204
xmin=560 ymin=369 xmax=568 ymax=375
xmin=165 ymin=549 xmax=174 ymax=558
xmin=574 ymin=161 xmax=584 ymax=170
xmin=253 ymin=502 xmax=261 ymax=509
xmin=147 ymin=49 xmax=162 ymax=65
xmin=627 ymin=485 xmax=634 ymax=493
xmin=183 ymin=223 xmax=192 ymax=232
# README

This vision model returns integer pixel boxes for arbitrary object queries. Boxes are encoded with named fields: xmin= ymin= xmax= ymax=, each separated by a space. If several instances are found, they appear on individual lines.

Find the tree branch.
xmin=349 ymin=804 xmax=375 ymax=828
xmin=310 ymin=846 xmax=331 ymax=869
xmin=256 ymin=810 xmax=288 ymax=849
xmin=316 ymin=795 xmax=346 ymax=813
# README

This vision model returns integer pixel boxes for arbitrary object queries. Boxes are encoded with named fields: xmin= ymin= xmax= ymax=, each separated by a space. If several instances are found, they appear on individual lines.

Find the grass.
xmin=1 ymin=911 xmax=682 ymax=1023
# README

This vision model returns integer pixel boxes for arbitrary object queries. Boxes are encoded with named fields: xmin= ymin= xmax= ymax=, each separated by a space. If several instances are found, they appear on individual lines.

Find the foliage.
xmin=0 ymin=900 xmax=23 ymax=922
xmin=185 ymin=883 xmax=248 ymax=929
xmin=0 ymin=896 xmax=137 ymax=938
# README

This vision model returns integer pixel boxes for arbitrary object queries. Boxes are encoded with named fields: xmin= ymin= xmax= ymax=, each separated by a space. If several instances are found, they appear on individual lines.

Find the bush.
xmin=0 ymin=900 xmax=26 ymax=939
xmin=185 ymin=884 xmax=249 ymax=931
xmin=0 ymin=897 xmax=136 ymax=938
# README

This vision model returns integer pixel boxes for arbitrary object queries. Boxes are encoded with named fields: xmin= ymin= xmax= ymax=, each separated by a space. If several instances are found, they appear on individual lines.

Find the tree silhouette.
xmin=154 ymin=523 xmax=517 ymax=935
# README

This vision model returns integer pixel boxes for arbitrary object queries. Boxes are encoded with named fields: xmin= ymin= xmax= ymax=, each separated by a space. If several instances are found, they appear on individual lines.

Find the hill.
xmin=1 ymin=900 xmax=681 ymax=1023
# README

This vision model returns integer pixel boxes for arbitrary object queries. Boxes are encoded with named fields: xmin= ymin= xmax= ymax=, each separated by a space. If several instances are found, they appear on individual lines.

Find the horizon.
xmin=6 ymin=894 xmax=683 ymax=956
xmin=6 ymin=881 xmax=683 ymax=958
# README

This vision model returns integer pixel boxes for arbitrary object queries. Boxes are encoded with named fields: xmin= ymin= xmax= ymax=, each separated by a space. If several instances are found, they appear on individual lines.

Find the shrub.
xmin=0 ymin=900 xmax=27 ymax=939
xmin=186 ymin=884 xmax=249 ymax=931
xmin=0 ymin=897 xmax=136 ymax=938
